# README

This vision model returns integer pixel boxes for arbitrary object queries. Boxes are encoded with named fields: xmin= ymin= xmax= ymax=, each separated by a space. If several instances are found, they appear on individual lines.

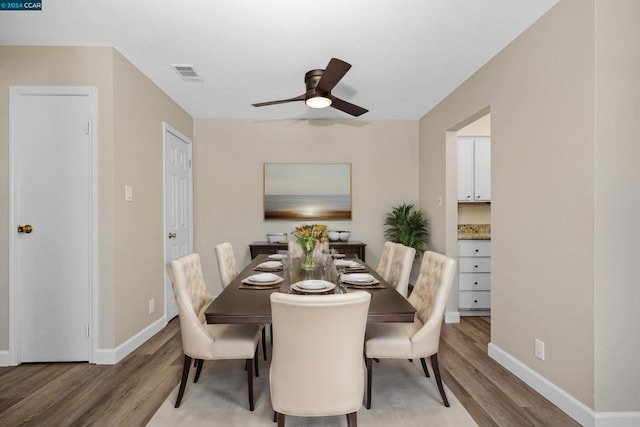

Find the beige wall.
xmin=193 ymin=119 xmax=418 ymax=294
xmin=111 ymin=51 xmax=192 ymax=345
xmin=419 ymin=0 xmax=597 ymax=409
xmin=420 ymin=0 xmax=640 ymax=413
xmin=0 ymin=46 xmax=192 ymax=352
xmin=593 ymin=0 xmax=640 ymax=411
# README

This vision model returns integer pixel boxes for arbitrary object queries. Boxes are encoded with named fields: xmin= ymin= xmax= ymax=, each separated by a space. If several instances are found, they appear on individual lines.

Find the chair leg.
xmin=419 ymin=357 xmax=430 ymax=377
xmin=194 ymin=359 xmax=204 ymax=383
xmin=270 ymin=323 xmax=273 ymax=346
xmin=254 ymin=345 xmax=260 ymax=377
xmin=272 ymin=410 xmax=277 ymax=423
xmin=365 ymin=357 xmax=373 ymax=409
xmin=277 ymin=412 xmax=285 ymax=427
xmin=262 ymin=327 xmax=268 ymax=361
xmin=430 ymin=353 xmax=450 ymax=407
xmin=175 ymin=355 xmax=191 ymax=408
xmin=246 ymin=358 xmax=255 ymax=411
xmin=346 ymin=411 xmax=357 ymax=427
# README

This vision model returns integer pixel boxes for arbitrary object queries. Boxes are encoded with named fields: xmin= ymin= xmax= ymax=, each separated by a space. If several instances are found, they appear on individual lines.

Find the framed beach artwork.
xmin=264 ymin=163 xmax=352 ymax=220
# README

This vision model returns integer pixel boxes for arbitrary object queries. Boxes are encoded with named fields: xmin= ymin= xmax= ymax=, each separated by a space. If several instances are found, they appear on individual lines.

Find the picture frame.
xmin=264 ymin=163 xmax=352 ymax=220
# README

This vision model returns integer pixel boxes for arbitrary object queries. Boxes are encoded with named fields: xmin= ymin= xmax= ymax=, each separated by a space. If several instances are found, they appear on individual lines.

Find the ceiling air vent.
xmin=171 ymin=64 xmax=203 ymax=82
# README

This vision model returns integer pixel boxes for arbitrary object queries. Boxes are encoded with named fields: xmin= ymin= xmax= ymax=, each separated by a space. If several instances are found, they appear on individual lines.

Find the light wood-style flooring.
xmin=0 ymin=316 xmax=578 ymax=426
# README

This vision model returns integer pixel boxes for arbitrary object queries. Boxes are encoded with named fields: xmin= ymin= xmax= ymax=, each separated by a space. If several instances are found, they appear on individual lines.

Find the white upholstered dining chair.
xmin=166 ymin=253 xmax=262 ymax=410
xmin=214 ymin=241 xmax=268 ymax=360
xmin=387 ymin=242 xmax=416 ymax=298
xmin=270 ymin=292 xmax=372 ymax=427
xmin=375 ymin=241 xmax=396 ymax=281
xmin=214 ymin=242 xmax=239 ymax=289
xmin=365 ymin=250 xmax=456 ymax=409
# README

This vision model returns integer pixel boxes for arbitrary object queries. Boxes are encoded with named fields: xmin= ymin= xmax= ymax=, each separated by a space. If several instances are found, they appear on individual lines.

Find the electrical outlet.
xmin=535 ymin=338 xmax=545 ymax=361
xmin=149 ymin=298 xmax=155 ymax=314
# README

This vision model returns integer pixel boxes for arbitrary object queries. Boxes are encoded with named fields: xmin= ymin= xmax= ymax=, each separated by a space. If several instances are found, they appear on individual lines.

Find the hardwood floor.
xmin=0 ymin=316 xmax=579 ymax=426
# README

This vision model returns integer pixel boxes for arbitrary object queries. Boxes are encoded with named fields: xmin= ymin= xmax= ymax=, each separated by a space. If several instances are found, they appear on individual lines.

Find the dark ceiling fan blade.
xmin=316 ymin=58 xmax=351 ymax=93
xmin=252 ymin=94 xmax=305 ymax=107
xmin=330 ymin=96 xmax=368 ymax=117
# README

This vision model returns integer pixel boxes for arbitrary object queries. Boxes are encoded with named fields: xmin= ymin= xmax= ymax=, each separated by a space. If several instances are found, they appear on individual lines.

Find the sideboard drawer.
xmin=459 ymin=273 xmax=491 ymax=291
xmin=458 ymin=240 xmax=491 ymax=257
xmin=459 ymin=291 xmax=491 ymax=310
xmin=459 ymin=257 xmax=491 ymax=273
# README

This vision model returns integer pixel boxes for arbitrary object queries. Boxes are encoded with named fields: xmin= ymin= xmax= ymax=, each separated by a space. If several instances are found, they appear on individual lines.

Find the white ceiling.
xmin=1 ymin=0 xmax=559 ymax=120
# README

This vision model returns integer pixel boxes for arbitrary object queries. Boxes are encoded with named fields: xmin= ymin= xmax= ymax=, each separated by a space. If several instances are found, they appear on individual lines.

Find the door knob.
xmin=168 ymin=232 xmax=177 ymax=239
xmin=17 ymin=224 xmax=33 ymax=234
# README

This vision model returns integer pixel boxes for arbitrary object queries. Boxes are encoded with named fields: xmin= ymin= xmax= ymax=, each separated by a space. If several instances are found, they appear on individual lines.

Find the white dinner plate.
xmin=341 ymin=273 xmax=375 ymax=283
xmin=247 ymin=273 xmax=280 ymax=283
xmin=334 ymin=260 xmax=360 ymax=268
xmin=291 ymin=280 xmax=336 ymax=293
xmin=257 ymin=261 xmax=282 ymax=269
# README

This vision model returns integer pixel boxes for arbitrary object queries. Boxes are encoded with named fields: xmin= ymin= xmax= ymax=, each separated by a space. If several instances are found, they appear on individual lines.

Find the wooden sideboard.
xmin=249 ymin=241 xmax=366 ymax=262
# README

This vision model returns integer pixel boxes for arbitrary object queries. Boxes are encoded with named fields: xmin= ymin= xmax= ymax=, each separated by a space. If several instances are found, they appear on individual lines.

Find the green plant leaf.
xmin=383 ymin=203 xmax=430 ymax=256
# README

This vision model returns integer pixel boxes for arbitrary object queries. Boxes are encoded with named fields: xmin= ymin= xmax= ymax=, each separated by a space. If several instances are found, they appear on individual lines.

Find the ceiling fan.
xmin=252 ymin=58 xmax=369 ymax=117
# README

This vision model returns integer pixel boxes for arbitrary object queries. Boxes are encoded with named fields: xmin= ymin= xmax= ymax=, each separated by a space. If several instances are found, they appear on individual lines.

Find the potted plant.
xmin=384 ymin=203 xmax=430 ymax=257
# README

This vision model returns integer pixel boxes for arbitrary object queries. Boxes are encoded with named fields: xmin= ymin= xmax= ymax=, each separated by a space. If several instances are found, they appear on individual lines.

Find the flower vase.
xmin=301 ymin=248 xmax=316 ymax=271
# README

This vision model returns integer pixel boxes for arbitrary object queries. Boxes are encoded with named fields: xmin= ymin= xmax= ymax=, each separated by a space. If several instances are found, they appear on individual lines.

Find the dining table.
xmin=205 ymin=253 xmax=416 ymax=325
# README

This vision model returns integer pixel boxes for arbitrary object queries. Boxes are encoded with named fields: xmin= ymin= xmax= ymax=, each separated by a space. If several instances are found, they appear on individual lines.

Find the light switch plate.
xmin=125 ymin=185 xmax=133 ymax=202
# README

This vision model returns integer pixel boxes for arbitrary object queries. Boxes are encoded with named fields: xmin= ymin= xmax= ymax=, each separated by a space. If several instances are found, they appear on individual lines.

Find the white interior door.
xmin=163 ymin=123 xmax=193 ymax=320
xmin=10 ymin=87 xmax=94 ymax=362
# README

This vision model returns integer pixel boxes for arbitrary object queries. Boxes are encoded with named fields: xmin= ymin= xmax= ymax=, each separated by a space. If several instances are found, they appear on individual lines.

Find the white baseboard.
xmin=94 ymin=316 xmax=167 ymax=365
xmin=488 ymin=343 xmax=640 ymax=427
xmin=0 ymin=350 xmax=11 ymax=366
xmin=445 ymin=311 xmax=460 ymax=323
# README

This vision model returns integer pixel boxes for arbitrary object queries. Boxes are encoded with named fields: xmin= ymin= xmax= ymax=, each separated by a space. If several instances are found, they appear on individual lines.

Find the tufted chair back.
xmin=215 ymin=242 xmax=239 ymax=288
xmin=376 ymin=241 xmax=396 ymax=281
xmin=287 ymin=239 xmax=304 ymax=258
xmin=167 ymin=253 xmax=216 ymax=359
xmin=407 ymin=251 xmax=456 ymax=356
xmin=270 ymin=292 xmax=371 ymax=421
xmin=387 ymin=243 xmax=416 ymax=298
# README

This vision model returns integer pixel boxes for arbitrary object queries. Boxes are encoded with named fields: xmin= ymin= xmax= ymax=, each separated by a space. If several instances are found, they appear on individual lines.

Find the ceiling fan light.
xmin=305 ymin=96 xmax=332 ymax=109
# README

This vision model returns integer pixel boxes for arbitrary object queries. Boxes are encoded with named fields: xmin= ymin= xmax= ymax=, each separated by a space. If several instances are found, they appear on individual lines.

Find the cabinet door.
xmin=457 ymin=138 xmax=475 ymax=201
xmin=474 ymin=137 xmax=491 ymax=201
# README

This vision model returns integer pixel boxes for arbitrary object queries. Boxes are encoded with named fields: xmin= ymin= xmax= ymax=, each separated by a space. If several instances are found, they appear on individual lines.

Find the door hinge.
xmin=86 ymin=324 xmax=90 ymax=338
xmin=85 ymin=121 xmax=90 ymax=134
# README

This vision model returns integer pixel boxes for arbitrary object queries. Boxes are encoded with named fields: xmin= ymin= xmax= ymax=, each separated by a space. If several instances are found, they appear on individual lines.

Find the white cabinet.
xmin=457 ymin=137 xmax=491 ymax=202
xmin=458 ymin=240 xmax=491 ymax=314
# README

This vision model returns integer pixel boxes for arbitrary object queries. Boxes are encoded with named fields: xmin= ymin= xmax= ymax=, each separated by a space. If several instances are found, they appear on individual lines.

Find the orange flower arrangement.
xmin=293 ymin=224 xmax=328 ymax=252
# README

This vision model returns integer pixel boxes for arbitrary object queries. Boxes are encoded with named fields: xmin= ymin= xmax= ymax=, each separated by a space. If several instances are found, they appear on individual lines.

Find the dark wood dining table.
xmin=205 ymin=254 xmax=416 ymax=325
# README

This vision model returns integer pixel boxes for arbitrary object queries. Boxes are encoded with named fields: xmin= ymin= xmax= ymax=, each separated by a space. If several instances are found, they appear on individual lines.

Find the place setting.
xmin=253 ymin=260 xmax=283 ymax=272
xmin=240 ymin=272 xmax=283 ymax=290
xmin=290 ymin=279 xmax=336 ymax=295
xmin=340 ymin=273 xmax=385 ymax=289
xmin=334 ymin=258 xmax=368 ymax=273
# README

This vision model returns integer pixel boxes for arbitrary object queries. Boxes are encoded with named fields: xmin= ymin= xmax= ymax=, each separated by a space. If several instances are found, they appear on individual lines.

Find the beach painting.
xmin=264 ymin=163 xmax=352 ymax=220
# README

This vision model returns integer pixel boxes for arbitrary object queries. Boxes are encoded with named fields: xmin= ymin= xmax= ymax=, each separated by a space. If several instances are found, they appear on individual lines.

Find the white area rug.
xmin=148 ymin=357 xmax=477 ymax=426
